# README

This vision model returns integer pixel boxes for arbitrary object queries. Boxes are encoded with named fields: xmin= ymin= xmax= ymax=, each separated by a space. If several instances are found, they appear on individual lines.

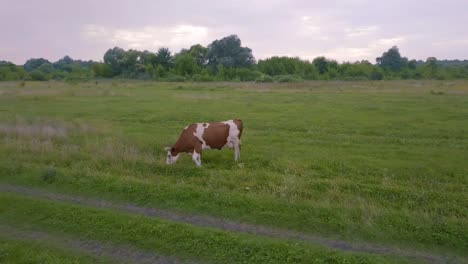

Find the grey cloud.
xmin=1 ymin=0 xmax=467 ymax=64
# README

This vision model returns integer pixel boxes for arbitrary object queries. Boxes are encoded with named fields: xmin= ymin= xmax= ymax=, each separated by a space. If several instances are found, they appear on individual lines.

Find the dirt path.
xmin=0 ymin=224 xmax=181 ymax=264
xmin=0 ymin=183 xmax=462 ymax=263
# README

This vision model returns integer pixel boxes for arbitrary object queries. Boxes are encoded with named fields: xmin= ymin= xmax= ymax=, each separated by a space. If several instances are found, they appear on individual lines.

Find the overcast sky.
xmin=1 ymin=0 xmax=467 ymax=64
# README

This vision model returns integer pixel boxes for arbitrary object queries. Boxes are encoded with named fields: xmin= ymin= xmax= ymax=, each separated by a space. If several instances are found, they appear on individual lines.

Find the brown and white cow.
xmin=165 ymin=119 xmax=243 ymax=166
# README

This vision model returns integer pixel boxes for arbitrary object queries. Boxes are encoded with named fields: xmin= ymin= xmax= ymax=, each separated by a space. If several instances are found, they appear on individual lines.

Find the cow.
xmin=165 ymin=119 xmax=243 ymax=167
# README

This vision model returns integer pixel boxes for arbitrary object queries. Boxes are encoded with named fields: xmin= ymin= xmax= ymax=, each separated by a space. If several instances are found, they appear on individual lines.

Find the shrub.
xmin=191 ymin=74 xmax=214 ymax=82
xmin=435 ymin=73 xmax=447 ymax=80
xmin=430 ymin=90 xmax=445 ymax=95
xmin=273 ymin=74 xmax=303 ymax=83
xmin=30 ymin=70 xmax=48 ymax=81
xmin=255 ymin=74 xmax=274 ymax=83
xmin=51 ymin=70 xmax=69 ymax=80
xmin=341 ymin=76 xmax=369 ymax=81
xmin=370 ymin=71 xmax=384 ymax=80
xmin=41 ymin=167 xmax=57 ymax=183
xmin=235 ymin=69 xmax=262 ymax=81
xmin=165 ymin=74 xmax=185 ymax=82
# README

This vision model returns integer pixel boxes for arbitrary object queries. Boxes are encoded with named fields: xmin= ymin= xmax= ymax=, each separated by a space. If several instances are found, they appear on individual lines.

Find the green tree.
xmin=376 ymin=46 xmax=408 ymax=72
xmin=53 ymin=56 xmax=74 ymax=72
xmin=215 ymin=65 xmax=228 ymax=80
xmin=174 ymin=53 xmax=200 ymax=76
xmin=30 ymin=70 xmax=48 ymax=81
xmin=205 ymin=35 xmax=255 ymax=71
xmin=23 ymin=58 xmax=50 ymax=72
xmin=178 ymin=44 xmax=208 ymax=67
xmin=423 ymin=57 xmax=438 ymax=78
xmin=0 ymin=61 xmax=29 ymax=80
xmin=327 ymin=60 xmax=339 ymax=79
xmin=155 ymin=65 xmax=167 ymax=79
xmin=67 ymin=65 xmax=93 ymax=80
xmin=139 ymin=50 xmax=158 ymax=68
xmin=408 ymin=59 xmax=417 ymax=70
xmin=36 ymin=63 xmax=54 ymax=75
xmin=155 ymin=48 xmax=174 ymax=69
xmin=258 ymin=56 xmax=317 ymax=79
xmin=258 ymin=57 xmax=287 ymax=76
xmin=312 ymin=56 xmax=329 ymax=75
xmin=103 ymin=47 xmax=126 ymax=76
xmin=188 ymin=44 xmax=208 ymax=66
xmin=92 ymin=63 xmax=113 ymax=78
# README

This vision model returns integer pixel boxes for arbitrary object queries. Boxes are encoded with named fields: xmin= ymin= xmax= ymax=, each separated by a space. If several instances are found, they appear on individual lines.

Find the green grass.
xmin=0 ymin=192 xmax=406 ymax=264
xmin=0 ymin=236 xmax=107 ymax=264
xmin=0 ymin=80 xmax=467 ymax=262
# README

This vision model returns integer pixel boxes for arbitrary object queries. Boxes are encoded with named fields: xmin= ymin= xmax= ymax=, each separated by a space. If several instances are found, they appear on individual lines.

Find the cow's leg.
xmin=234 ymin=140 xmax=240 ymax=161
xmin=192 ymin=151 xmax=201 ymax=167
xmin=192 ymin=142 xmax=202 ymax=167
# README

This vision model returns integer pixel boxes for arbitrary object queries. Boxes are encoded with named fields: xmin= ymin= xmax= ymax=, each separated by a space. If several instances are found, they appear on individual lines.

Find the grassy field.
xmin=0 ymin=80 xmax=467 ymax=263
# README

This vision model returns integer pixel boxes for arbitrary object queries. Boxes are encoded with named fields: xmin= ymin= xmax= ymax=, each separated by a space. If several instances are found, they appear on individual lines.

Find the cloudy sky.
xmin=1 ymin=0 xmax=467 ymax=64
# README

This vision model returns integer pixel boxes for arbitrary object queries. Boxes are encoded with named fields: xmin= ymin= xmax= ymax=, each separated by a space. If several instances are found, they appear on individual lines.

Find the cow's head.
xmin=164 ymin=146 xmax=180 ymax=165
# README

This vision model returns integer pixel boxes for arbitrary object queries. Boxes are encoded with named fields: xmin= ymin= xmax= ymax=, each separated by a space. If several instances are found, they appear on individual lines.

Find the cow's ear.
xmin=164 ymin=146 xmax=171 ymax=151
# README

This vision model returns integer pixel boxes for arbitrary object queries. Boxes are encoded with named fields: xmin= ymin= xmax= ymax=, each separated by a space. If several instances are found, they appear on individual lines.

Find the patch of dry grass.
xmin=0 ymin=118 xmax=96 ymax=157
xmin=0 ymin=117 xmax=153 ymax=165
xmin=2 ymin=137 xmax=55 ymax=153
xmin=67 ymin=88 xmax=131 ymax=97
xmin=176 ymin=93 xmax=225 ymax=100
xmin=95 ymin=140 xmax=155 ymax=163
xmin=0 ymin=118 xmax=99 ymax=139
xmin=0 ymin=81 xmax=133 ymax=98
xmin=0 ymin=121 xmax=68 ymax=139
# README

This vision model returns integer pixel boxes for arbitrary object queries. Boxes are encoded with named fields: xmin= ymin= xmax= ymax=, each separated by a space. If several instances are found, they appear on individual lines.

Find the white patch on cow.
xmin=222 ymin=120 xmax=241 ymax=161
xmin=193 ymin=123 xmax=211 ymax=150
xmin=192 ymin=150 xmax=202 ymax=166
xmin=166 ymin=151 xmax=180 ymax=165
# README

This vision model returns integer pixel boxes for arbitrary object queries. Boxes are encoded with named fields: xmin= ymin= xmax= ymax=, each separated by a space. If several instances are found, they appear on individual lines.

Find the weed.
xmin=41 ymin=167 xmax=57 ymax=183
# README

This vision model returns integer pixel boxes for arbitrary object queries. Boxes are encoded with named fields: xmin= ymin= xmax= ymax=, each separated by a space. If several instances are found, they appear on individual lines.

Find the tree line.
xmin=2 ymin=35 xmax=468 ymax=82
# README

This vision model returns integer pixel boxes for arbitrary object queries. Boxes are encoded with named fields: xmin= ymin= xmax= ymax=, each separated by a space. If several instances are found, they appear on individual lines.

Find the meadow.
xmin=0 ymin=80 xmax=467 ymax=263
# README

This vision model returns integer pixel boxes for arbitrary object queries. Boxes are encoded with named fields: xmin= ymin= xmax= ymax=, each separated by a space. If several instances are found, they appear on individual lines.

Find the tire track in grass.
xmin=0 ymin=183 xmax=461 ymax=263
xmin=0 ymin=225 xmax=181 ymax=264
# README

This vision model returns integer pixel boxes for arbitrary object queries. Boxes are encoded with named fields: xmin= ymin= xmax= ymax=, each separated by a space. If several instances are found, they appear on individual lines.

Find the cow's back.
xmin=202 ymin=122 xmax=230 ymax=149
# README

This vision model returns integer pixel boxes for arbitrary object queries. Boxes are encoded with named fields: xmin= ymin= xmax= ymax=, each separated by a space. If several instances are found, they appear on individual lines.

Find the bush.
xmin=165 ymin=74 xmax=185 ymax=82
xmin=30 ymin=70 xmax=48 ymax=81
xmin=435 ymin=74 xmax=447 ymax=80
xmin=41 ymin=167 xmax=57 ymax=183
xmin=51 ymin=71 xmax=69 ymax=80
xmin=191 ymin=74 xmax=214 ymax=82
xmin=341 ymin=76 xmax=369 ymax=81
xmin=430 ymin=90 xmax=445 ymax=95
xmin=235 ymin=69 xmax=262 ymax=81
xmin=255 ymin=74 xmax=274 ymax=83
xmin=370 ymin=71 xmax=384 ymax=80
xmin=273 ymin=74 xmax=303 ymax=83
